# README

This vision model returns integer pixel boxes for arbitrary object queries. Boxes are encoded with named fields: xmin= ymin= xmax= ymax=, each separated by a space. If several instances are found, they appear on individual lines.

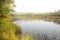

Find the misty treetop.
xmin=0 ymin=0 xmax=15 ymax=18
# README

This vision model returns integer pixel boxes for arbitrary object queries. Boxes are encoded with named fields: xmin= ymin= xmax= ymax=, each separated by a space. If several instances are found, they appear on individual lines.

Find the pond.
xmin=14 ymin=19 xmax=60 ymax=40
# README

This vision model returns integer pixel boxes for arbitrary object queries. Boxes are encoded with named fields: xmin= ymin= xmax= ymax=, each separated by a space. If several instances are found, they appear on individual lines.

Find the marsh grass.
xmin=0 ymin=18 xmax=22 ymax=40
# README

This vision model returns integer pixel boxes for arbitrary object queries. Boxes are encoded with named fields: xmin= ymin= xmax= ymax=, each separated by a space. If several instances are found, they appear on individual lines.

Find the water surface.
xmin=14 ymin=20 xmax=60 ymax=39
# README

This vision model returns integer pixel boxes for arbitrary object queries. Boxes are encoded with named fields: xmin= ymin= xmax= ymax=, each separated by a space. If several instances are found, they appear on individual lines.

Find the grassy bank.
xmin=0 ymin=18 xmax=22 ymax=40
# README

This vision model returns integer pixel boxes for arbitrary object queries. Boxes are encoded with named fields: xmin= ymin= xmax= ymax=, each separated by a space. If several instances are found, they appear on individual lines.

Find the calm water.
xmin=14 ymin=20 xmax=60 ymax=38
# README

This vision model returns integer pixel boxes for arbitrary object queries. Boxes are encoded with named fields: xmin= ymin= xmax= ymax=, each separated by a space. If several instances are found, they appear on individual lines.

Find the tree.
xmin=0 ymin=0 xmax=15 ymax=18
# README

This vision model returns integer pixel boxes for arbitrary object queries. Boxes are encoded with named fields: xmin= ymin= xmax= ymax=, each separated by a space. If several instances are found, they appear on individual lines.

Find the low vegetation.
xmin=0 ymin=18 xmax=22 ymax=40
xmin=12 ymin=10 xmax=60 ymax=20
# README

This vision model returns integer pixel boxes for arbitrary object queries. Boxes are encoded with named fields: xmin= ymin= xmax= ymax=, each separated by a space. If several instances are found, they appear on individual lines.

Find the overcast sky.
xmin=14 ymin=0 xmax=60 ymax=13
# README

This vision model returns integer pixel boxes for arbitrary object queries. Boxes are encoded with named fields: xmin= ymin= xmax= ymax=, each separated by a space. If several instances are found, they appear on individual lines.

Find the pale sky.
xmin=14 ymin=0 xmax=60 ymax=13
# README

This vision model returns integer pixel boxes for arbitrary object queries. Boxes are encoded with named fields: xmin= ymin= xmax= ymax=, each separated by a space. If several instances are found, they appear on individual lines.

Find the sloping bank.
xmin=0 ymin=18 xmax=22 ymax=40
